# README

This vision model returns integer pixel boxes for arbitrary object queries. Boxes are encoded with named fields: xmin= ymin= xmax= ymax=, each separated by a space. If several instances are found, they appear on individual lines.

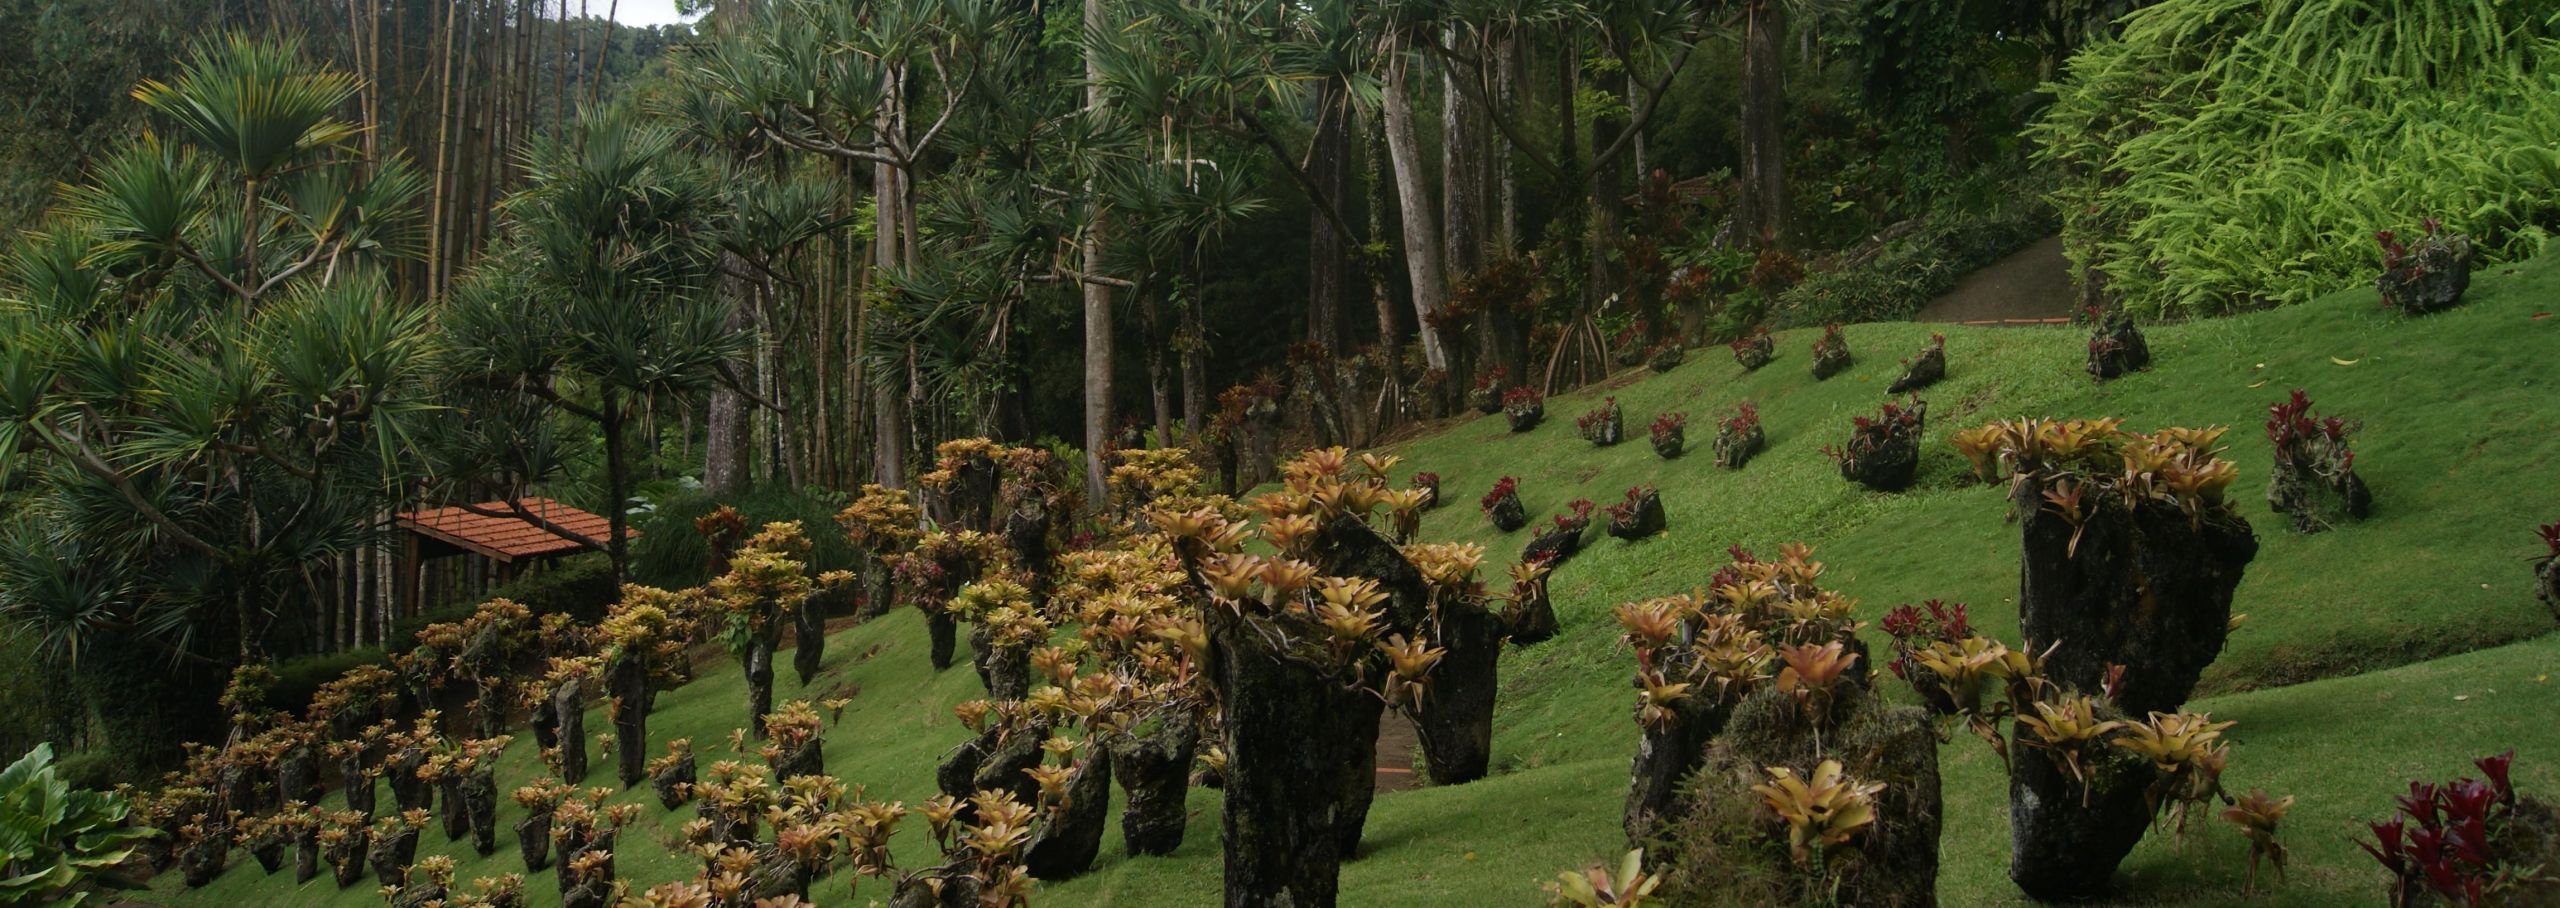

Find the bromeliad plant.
xmin=1503 ymin=386 xmax=1546 ymax=432
xmin=1825 ymin=397 xmax=1926 ymax=491
xmin=1646 ymin=341 xmax=1685 ymax=373
xmin=2264 ymin=389 xmax=2373 ymax=532
xmin=1544 ymin=849 xmax=1665 ymax=907
xmin=1648 ymin=412 xmax=1686 ymax=460
xmin=1809 ymin=323 xmax=1853 ymax=380
xmin=1526 ymin=499 xmax=1597 ymax=567
xmin=1578 ymin=398 xmax=1626 ymax=446
xmin=1751 ymin=759 xmax=1886 ymax=869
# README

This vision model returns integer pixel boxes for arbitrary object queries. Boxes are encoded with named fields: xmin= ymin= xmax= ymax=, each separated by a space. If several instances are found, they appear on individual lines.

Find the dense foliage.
xmin=2038 ymin=0 xmax=2560 ymax=315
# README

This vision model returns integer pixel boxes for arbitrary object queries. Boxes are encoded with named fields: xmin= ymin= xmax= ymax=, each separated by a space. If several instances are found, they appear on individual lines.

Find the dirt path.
xmin=1915 ymin=235 xmax=2076 ymax=325
xmin=1373 ymin=714 xmax=1422 ymax=793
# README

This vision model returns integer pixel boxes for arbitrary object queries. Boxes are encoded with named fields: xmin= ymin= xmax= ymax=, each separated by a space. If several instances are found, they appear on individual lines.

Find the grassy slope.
xmin=161 ymin=254 xmax=2560 ymax=906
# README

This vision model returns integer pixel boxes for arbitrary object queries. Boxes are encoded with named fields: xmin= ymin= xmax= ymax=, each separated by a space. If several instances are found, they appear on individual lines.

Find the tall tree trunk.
xmin=1380 ymin=34 xmax=1450 ymax=373
xmin=1737 ymin=0 xmax=1788 ymax=250
xmin=1441 ymin=27 xmax=1485 ymax=283
xmin=601 ymin=393 xmax=630 ymax=585
xmin=1306 ymin=80 xmax=1350 ymax=352
xmin=1081 ymin=0 xmax=1115 ymax=503
xmin=705 ymin=259 xmax=751 ymax=495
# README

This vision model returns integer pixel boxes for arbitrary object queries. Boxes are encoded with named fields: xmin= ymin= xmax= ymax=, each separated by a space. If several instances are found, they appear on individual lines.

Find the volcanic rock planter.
xmin=1828 ymin=399 xmax=1925 ymax=492
xmin=2376 ymin=220 xmax=2473 ymax=314
xmin=650 ymin=749 xmax=696 ymax=810
xmin=2539 ymin=523 xmax=2560 ymax=624
xmin=1809 ymin=323 xmax=1853 ymax=380
xmin=607 ymin=658 xmax=655 ymax=788
xmin=1410 ymin=472 xmax=1441 ymax=510
xmin=552 ymin=674 xmax=589 ymax=785
xmin=1578 ymin=398 xmax=1626 ymax=446
xmin=386 ymin=746 xmax=430 ymax=812
xmin=326 ymin=826 xmax=369 ymax=888
xmin=1732 ymin=331 xmax=1775 ymax=371
xmin=1502 ymin=387 xmax=1544 ymax=432
xmin=368 ymin=823 xmax=419 ymax=887
xmin=2086 ymin=313 xmax=2150 ymax=379
xmin=1523 ymin=501 xmax=1593 ymax=568
xmin=1647 ymin=343 xmax=1686 ymax=373
xmin=1467 ymin=367 xmax=1507 ymax=414
xmin=1110 ymin=712 xmax=1201 ymax=856
xmin=1714 ymin=404 xmax=1766 ymax=471
xmin=1888 ymin=334 xmax=1947 ymax=394
xmin=1605 ymin=487 xmax=1668 ymax=541
xmin=793 ymin=585 xmax=832 ymax=686
xmin=341 ymin=754 xmax=376 ymax=818
xmin=1648 ymin=413 xmax=1686 ymax=460
xmin=1409 ymin=601 xmax=1508 ymax=787
xmin=1954 ymin=418 xmax=2259 ymax=901
xmin=463 ymin=769 xmax=500 ymax=856
xmin=1501 ymin=562 xmax=1559 ymax=647
xmin=1655 ymin=687 xmax=1943 ymax=907
xmin=175 ymin=833 xmax=225 ymax=890
xmin=437 ymin=774 xmax=469 ymax=842
xmin=514 ymin=813 xmax=552 ymax=873
xmin=1480 ymin=477 xmax=1528 ymax=533
xmin=293 ymin=826 xmax=319 ymax=884
xmin=2265 ymin=389 xmax=2373 ymax=533
xmin=1623 ymin=693 xmax=1733 ymax=845
xmin=1024 ymin=753 xmax=1113 ymax=880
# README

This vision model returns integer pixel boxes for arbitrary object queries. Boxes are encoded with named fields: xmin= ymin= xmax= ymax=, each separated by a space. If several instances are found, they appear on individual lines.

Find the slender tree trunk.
xmin=601 ymin=392 xmax=630 ymax=585
xmin=1306 ymin=80 xmax=1350 ymax=351
xmin=1441 ymin=26 xmax=1485 ymax=283
xmin=1081 ymin=0 xmax=1115 ymax=503
xmin=427 ymin=0 xmax=462 ymax=300
xmin=1380 ymin=33 xmax=1450 ymax=373
xmin=1738 ymin=0 xmax=1788 ymax=249
xmin=705 ymin=260 xmax=751 ymax=495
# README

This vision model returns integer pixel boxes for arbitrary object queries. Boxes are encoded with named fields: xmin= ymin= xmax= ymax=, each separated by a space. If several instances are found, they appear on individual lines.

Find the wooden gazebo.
xmin=393 ymin=498 xmax=626 ymax=616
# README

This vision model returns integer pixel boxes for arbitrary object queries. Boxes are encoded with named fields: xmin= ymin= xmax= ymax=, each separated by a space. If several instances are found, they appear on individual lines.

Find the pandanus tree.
xmin=0 ymin=35 xmax=435 ymax=767
xmin=1949 ymin=418 xmax=2257 ymax=900
xmin=437 ymin=103 xmax=746 ymax=586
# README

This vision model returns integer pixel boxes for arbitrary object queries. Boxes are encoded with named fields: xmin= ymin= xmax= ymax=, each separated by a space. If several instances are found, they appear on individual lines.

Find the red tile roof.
xmin=394 ymin=498 xmax=629 ymax=562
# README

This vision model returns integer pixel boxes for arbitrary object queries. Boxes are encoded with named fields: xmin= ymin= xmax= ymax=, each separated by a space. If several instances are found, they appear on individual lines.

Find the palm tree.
xmin=439 ymin=104 xmax=747 ymax=587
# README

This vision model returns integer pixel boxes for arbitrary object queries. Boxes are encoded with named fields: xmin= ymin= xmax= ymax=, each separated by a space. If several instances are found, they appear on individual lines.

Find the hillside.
xmin=156 ymin=251 xmax=2560 ymax=907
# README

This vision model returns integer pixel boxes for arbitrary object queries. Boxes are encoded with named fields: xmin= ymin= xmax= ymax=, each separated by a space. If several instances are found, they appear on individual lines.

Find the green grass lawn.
xmin=158 ymin=253 xmax=2560 ymax=906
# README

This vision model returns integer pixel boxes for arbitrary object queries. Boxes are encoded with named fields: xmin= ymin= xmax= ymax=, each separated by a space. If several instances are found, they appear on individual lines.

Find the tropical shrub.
xmin=1504 ymin=387 xmax=1546 ymax=432
xmin=1650 ymin=413 xmax=1687 ymax=460
xmin=2377 ymin=218 xmax=2475 ymax=314
xmin=1714 ymin=404 xmax=1766 ymax=471
xmin=1545 ymin=849 xmax=1664 ymax=907
xmin=1808 ymin=324 xmax=1853 ymax=381
xmin=1482 ymin=477 xmax=1528 ymax=533
xmin=1578 ymin=398 xmax=1626 ymax=447
xmin=1887 ymin=334 xmax=1947 ymax=394
xmin=0 ymin=744 xmax=152 ymax=905
xmin=1825 ymin=398 xmax=1926 ymax=492
xmin=2036 ymin=0 xmax=2560 ymax=317
xmin=2359 ymin=752 xmax=2560 ymax=906
xmin=2264 ymin=389 xmax=2372 ymax=532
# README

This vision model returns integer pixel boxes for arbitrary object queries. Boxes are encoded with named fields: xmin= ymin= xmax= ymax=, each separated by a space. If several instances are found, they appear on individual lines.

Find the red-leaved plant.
xmin=1481 ymin=476 xmax=1520 ymax=513
xmin=1651 ymin=412 xmax=1686 ymax=438
xmin=2359 ymin=751 xmax=2522 ymax=907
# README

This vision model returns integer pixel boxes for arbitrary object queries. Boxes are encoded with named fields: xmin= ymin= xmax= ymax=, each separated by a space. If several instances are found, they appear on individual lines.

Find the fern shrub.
xmin=2036 ymin=0 xmax=2560 ymax=317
